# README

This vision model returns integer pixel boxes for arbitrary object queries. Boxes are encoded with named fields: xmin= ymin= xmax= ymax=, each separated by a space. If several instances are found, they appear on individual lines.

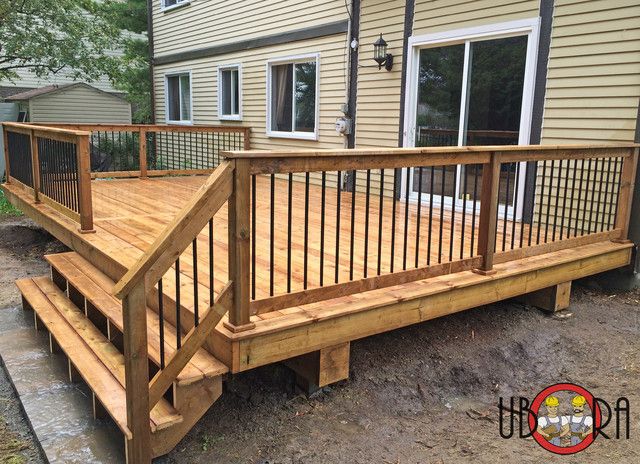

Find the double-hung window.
xmin=165 ymin=72 xmax=192 ymax=124
xmin=267 ymin=54 xmax=319 ymax=140
xmin=218 ymin=64 xmax=241 ymax=120
xmin=162 ymin=0 xmax=189 ymax=10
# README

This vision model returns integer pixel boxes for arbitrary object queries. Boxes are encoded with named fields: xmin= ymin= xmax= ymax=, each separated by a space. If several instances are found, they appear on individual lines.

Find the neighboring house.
xmin=150 ymin=0 xmax=640 ymax=222
xmin=5 ymin=83 xmax=132 ymax=124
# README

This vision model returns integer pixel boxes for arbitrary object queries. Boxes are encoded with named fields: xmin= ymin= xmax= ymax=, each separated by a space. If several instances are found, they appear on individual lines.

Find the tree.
xmin=0 ymin=0 xmax=120 ymax=82
xmin=100 ymin=0 xmax=152 ymax=123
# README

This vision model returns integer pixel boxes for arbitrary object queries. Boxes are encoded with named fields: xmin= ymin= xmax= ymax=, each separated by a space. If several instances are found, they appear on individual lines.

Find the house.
xmin=149 ymin=0 xmax=640 ymax=224
xmin=5 ymin=83 xmax=132 ymax=124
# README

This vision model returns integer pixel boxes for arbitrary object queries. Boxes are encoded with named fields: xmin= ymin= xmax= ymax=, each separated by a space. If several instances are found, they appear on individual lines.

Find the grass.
xmin=0 ymin=189 xmax=21 ymax=217
xmin=0 ymin=420 xmax=28 ymax=464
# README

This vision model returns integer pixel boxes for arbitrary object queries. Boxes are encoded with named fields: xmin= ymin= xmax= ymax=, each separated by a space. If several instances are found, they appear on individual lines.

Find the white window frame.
xmin=164 ymin=70 xmax=193 ymax=125
xmin=266 ymin=53 xmax=320 ymax=141
xmin=402 ymin=18 xmax=541 ymax=221
xmin=161 ymin=0 xmax=190 ymax=12
xmin=217 ymin=64 xmax=242 ymax=121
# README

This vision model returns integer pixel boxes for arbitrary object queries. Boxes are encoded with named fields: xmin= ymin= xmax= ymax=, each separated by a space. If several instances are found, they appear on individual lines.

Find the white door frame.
xmin=402 ymin=17 xmax=541 ymax=220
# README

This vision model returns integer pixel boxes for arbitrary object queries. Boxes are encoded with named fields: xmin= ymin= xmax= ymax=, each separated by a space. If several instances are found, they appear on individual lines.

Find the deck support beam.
xmin=516 ymin=281 xmax=572 ymax=312
xmin=284 ymin=342 xmax=350 ymax=394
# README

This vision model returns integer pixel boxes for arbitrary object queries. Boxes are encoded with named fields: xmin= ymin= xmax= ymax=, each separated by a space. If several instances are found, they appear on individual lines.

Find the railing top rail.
xmin=224 ymin=143 xmax=640 ymax=159
xmin=29 ymin=123 xmax=249 ymax=133
xmin=2 ymin=122 xmax=91 ymax=138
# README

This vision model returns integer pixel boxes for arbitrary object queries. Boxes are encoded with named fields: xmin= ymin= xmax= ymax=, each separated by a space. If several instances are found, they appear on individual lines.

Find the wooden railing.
xmin=2 ymin=122 xmax=94 ymax=232
xmin=34 ymin=123 xmax=251 ymax=178
xmin=111 ymin=143 xmax=638 ymax=462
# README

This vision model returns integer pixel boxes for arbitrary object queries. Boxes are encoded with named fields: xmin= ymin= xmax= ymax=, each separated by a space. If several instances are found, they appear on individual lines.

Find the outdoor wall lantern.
xmin=373 ymin=34 xmax=393 ymax=71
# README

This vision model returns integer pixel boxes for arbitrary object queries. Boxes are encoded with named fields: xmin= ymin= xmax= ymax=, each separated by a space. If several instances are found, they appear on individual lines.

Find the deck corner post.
xmin=139 ymin=128 xmax=148 ymax=179
xmin=613 ymin=147 xmax=639 ymax=243
xmin=76 ymin=133 xmax=95 ymax=233
xmin=473 ymin=151 xmax=501 ymax=275
xmin=3 ymin=126 xmax=11 ymax=183
xmin=122 ymin=282 xmax=152 ymax=464
xmin=224 ymin=158 xmax=255 ymax=333
xmin=29 ymin=129 xmax=41 ymax=203
xmin=243 ymin=128 xmax=251 ymax=151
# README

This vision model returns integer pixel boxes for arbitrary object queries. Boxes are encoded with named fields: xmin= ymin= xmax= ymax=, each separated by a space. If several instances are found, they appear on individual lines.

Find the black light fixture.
xmin=373 ymin=33 xmax=393 ymax=71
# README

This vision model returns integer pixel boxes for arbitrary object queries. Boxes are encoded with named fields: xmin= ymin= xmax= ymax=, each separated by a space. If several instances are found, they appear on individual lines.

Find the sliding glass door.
xmin=406 ymin=20 xmax=538 ymax=218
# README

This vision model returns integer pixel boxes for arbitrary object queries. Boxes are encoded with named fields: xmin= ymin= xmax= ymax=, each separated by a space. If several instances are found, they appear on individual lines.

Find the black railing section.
xmin=91 ymin=131 xmax=141 ymax=172
xmin=494 ymin=156 xmax=624 ymax=253
xmin=37 ymin=137 xmax=80 ymax=214
xmin=6 ymin=131 xmax=33 ymax=187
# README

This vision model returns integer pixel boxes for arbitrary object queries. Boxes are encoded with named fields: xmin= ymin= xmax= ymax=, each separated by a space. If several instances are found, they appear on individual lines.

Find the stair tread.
xmin=16 ymin=277 xmax=183 ymax=435
xmin=46 ymin=252 xmax=228 ymax=382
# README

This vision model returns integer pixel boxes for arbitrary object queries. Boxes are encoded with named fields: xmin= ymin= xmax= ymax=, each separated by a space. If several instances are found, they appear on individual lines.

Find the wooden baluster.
xmin=224 ymin=158 xmax=255 ymax=332
xmin=139 ymin=128 xmax=148 ymax=179
xmin=613 ymin=147 xmax=639 ymax=243
xmin=30 ymin=130 xmax=41 ymax=203
xmin=2 ymin=127 xmax=10 ymax=183
xmin=122 ymin=282 xmax=152 ymax=464
xmin=473 ymin=151 xmax=501 ymax=275
xmin=76 ymin=133 xmax=95 ymax=233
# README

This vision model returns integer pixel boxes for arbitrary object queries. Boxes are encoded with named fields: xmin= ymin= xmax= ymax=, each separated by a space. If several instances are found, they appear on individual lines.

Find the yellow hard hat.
xmin=572 ymin=395 xmax=587 ymax=407
xmin=545 ymin=396 xmax=560 ymax=407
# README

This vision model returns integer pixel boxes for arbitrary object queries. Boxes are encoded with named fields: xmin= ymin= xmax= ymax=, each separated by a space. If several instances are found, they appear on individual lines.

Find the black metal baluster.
xmin=175 ymin=259 xmax=181 ymax=349
xmin=427 ymin=166 xmax=435 ymax=264
xmin=537 ymin=161 xmax=547 ymax=244
xmin=545 ymin=160 xmax=555 ymax=243
xmin=377 ymin=169 xmax=384 ymax=276
xmin=364 ymin=170 xmax=371 ymax=277
xmin=320 ymin=171 xmax=326 ymax=286
xmin=390 ymin=171 xmax=398 ymax=272
xmin=403 ymin=167 xmax=410 ymax=270
xmin=450 ymin=167 xmax=457 ymax=261
xmin=595 ymin=157 xmax=607 ymax=233
xmin=577 ymin=158 xmax=586 ymax=236
xmin=251 ymin=175 xmax=256 ymax=300
xmin=461 ymin=165 xmax=468 ymax=258
xmin=553 ymin=160 xmax=563 ymax=241
xmin=304 ymin=172 xmax=310 ymax=289
xmin=502 ymin=163 xmax=511 ymax=251
xmin=349 ymin=170 xmax=357 ymax=280
xmin=567 ymin=159 xmax=578 ymax=239
xmin=335 ymin=171 xmax=342 ymax=283
xmin=438 ymin=166 xmax=445 ymax=264
xmin=415 ymin=167 xmax=423 ymax=267
xmin=602 ymin=156 xmax=613 ymax=232
xmin=287 ymin=173 xmax=293 ymax=293
xmin=587 ymin=158 xmax=597 ymax=234
xmin=511 ymin=163 xmax=520 ymax=250
xmin=471 ymin=165 xmax=479 ymax=256
xmin=270 ymin=173 xmax=275 ymax=296
xmin=192 ymin=239 xmax=199 ymax=326
xmin=158 ymin=279 xmax=165 ymax=369
xmin=608 ymin=157 xmax=620 ymax=229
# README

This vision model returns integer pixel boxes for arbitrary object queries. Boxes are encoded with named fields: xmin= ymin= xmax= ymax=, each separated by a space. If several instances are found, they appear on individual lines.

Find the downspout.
xmin=346 ymin=0 xmax=360 ymax=150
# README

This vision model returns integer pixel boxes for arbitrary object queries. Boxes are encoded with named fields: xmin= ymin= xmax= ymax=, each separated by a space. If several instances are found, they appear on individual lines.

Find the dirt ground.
xmin=1 ymin=215 xmax=639 ymax=463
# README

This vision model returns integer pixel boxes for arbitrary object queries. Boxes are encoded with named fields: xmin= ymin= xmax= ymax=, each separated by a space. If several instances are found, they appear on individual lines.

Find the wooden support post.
xmin=76 ymin=134 xmax=95 ymax=234
xmin=30 ymin=130 xmax=40 ymax=203
xmin=2 ymin=127 xmax=9 ymax=182
xmin=474 ymin=152 xmax=501 ymax=275
xmin=613 ymin=147 xmax=639 ymax=243
xmin=243 ymin=128 xmax=251 ymax=151
xmin=224 ymin=159 xmax=255 ymax=332
xmin=284 ymin=342 xmax=350 ymax=394
xmin=93 ymin=393 xmax=109 ymax=420
xmin=139 ymin=128 xmax=148 ymax=179
xmin=517 ymin=281 xmax=572 ymax=312
xmin=122 ymin=283 xmax=151 ymax=464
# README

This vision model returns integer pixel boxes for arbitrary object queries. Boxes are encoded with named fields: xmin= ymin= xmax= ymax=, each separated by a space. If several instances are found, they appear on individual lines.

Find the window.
xmin=165 ymin=72 xmax=192 ymax=124
xmin=162 ymin=0 xmax=189 ymax=10
xmin=267 ymin=54 xmax=319 ymax=140
xmin=218 ymin=65 xmax=241 ymax=120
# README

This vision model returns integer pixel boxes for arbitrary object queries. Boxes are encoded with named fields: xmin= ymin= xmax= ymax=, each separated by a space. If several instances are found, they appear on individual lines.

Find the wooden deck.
xmin=3 ymin=174 xmax=632 ymax=372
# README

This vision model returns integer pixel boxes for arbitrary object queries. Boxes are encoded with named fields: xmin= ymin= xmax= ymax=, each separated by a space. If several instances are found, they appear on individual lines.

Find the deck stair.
xmin=16 ymin=251 xmax=229 ymax=459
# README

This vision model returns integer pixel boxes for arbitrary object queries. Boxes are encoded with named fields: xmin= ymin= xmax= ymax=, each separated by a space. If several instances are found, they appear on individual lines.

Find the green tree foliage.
xmin=100 ymin=0 xmax=152 ymax=123
xmin=0 ymin=0 xmax=120 ymax=82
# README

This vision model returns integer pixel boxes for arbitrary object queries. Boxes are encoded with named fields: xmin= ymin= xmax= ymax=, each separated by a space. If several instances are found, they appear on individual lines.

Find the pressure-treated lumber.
xmin=285 ymin=342 xmax=350 ymax=393
xmin=516 ymin=281 xmax=571 ymax=312
xmin=613 ymin=147 xmax=639 ymax=241
xmin=474 ymin=152 xmax=501 ymax=274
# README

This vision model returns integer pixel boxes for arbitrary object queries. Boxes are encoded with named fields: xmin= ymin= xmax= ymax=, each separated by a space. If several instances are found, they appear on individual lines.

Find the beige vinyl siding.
xmin=154 ymin=34 xmax=348 ymax=151
xmin=29 ymin=86 xmax=131 ymax=124
xmin=153 ymin=0 xmax=348 ymax=58
xmin=412 ymin=0 xmax=539 ymax=36
xmin=541 ymin=0 xmax=640 ymax=144
xmin=355 ymin=0 xmax=405 ymax=149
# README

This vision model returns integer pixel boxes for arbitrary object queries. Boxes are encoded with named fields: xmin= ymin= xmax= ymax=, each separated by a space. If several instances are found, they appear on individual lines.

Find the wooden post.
xmin=224 ymin=159 xmax=255 ymax=332
xmin=2 ymin=126 xmax=10 ymax=183
xmin=516 ymin=281 xmax=571 ymax=312
xmin=243 ymin=128 xmax=251 ymax=151
xmin=76 ymin=134 xmax=95 ymax=233
xmin=613 ymin=147 xmax=639 ymax=243
xmin=474 ymin=152 xmax=501 ymax=275
xmin=30 ymin=130 xmax=41 ymax=203
xmin=139 ymin=128 xmax=148 ymax=179
xmin=122 ymin=282 xmax=152 ymax=464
